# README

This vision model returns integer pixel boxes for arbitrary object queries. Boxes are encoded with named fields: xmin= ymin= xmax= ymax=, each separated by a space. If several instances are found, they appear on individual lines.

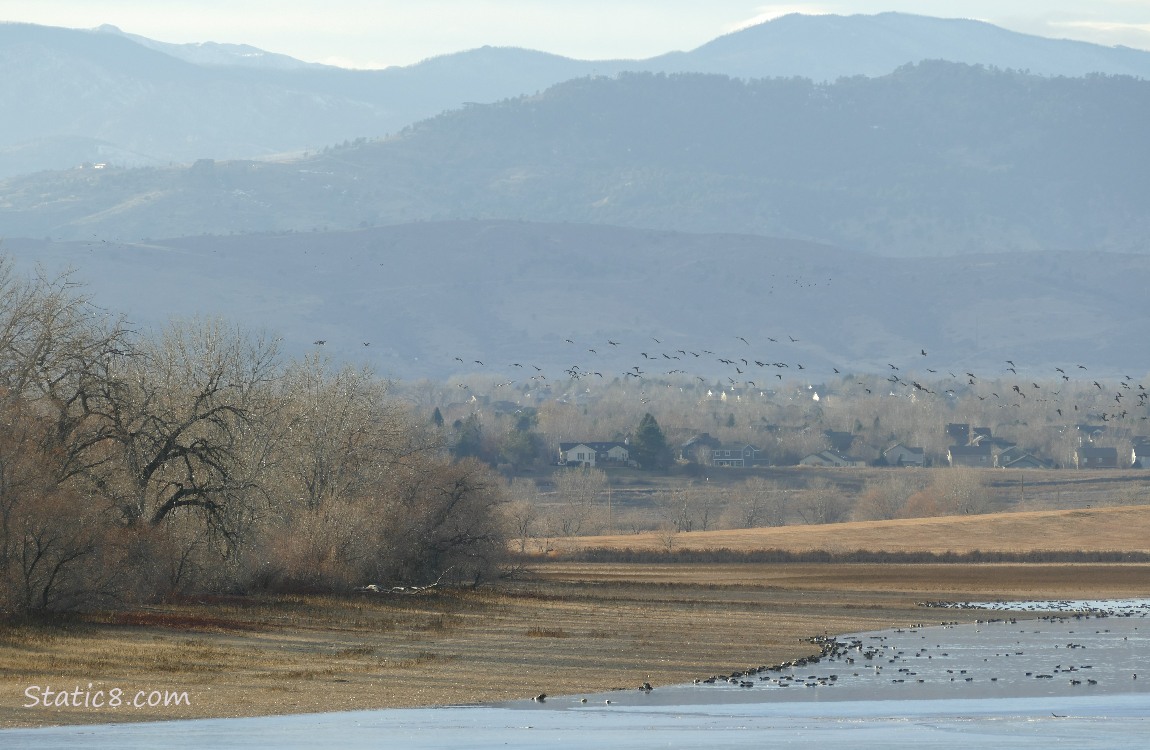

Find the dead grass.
xmin=3 ymin=506 xmax=1149 ymax=728
xmin=548 ymin=504 xmax=1150 ymax=555
xmin=525 ymin=626 xmax=569 ymax=638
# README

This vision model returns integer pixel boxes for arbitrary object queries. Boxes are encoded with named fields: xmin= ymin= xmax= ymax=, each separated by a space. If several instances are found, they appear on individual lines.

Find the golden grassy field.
xmin=2 ymin=505 xmax=1148 ymax=729
xmin=548 ymin=504 xmax=1150 ymax=554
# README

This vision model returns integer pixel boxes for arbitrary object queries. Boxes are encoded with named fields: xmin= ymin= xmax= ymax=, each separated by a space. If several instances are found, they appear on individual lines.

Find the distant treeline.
xmin=531 ymin=548 xmax=1150 ymax=565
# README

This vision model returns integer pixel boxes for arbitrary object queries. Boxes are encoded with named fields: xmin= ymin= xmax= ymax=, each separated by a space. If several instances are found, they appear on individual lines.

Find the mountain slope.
xmin=652 ymin=12 xmax=1150 ymax=80
xmin=95 ymin=24 xmax=331 ymax=70
xmin=4 ymin=63 xmax=1148 ymax=256
xmin=3 ymin=13 xmax=1150 ymax=178
xmin=0 ymin=23 xmax=594 ymax=177
xmin=5 ymin=221 xmax=1147 ymax=381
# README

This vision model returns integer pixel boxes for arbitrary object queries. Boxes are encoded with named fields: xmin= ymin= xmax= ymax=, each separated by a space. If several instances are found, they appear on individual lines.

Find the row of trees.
xmin=501 ymin=464 xmax=999 ymax=551
xmin=417 ymin=367 xmax=1145 ymax=474
xmin=437 ymin=400 xmax=675 ymax=474
xmin=0 ymin=261 xmax=507 ymax=613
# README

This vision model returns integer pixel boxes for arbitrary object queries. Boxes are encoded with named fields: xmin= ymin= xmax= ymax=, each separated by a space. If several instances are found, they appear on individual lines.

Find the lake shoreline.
xmin=3 ymin=562 xmax=1149 ymax=729
xmin=6 ymin=600 xmax=1149 ymax=749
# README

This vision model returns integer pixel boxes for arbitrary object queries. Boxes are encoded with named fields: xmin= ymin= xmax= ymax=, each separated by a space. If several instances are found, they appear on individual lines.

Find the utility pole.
xmin=607 ymin=482 xmax=613 ymax=535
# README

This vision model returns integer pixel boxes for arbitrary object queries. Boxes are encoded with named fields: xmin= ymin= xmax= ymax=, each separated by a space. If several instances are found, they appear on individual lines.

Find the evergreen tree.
xmin=453 ymin=413 xmax=484 ymax=460
xmin=632 ymin=412 xmax=671 ymax=470
xmin=431 ymin=406 xmax=444 ymax=428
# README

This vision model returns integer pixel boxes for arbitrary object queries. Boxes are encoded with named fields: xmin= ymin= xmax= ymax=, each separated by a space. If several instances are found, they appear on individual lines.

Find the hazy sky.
xmin=3 ymin=1 xmax=1149 ymax=68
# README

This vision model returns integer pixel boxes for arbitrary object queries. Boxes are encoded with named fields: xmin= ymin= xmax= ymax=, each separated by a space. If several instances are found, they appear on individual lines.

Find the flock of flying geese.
xmin=427 ymin=333 xmax=1145 ymax=421
xmin=312 ymin=333 xmax=1148 ymax=422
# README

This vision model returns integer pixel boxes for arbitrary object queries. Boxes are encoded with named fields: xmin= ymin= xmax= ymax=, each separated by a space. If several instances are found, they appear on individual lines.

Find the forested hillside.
xmin=4 ymin=63 xmax=1148 ymax=255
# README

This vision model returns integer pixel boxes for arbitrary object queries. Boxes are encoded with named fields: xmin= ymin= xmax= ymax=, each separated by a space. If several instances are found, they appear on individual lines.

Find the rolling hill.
xmin=5 ymin=221 xmax=1148 ymax=381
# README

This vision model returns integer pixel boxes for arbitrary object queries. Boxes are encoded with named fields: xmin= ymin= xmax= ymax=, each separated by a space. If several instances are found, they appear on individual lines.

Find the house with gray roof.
xmin=681 ymin=432 xmax=722 ymax=462
xmin=947 ymin=443 xmax=996 ymax=468
xmin=998 ymin=446 xmax=1050 ymax=469
xmin=711 ymin=443 xmax=763 ymax=467
xmin=882 ymin=443 xmax=925 ymax=467
xmin=1077 ymin=446 xmax=1118 ymax=469
xmin=799 ymin=449 xmax=867 ymax=468
xmin=558 ymin=441 xmax=629 ymax=467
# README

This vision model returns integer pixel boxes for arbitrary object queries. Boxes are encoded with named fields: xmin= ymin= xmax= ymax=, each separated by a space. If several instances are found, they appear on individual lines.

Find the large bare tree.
xmin=374 ymin=457 xmax=508 ymax=586
xmin=0 ymin=261 xmax=128 ymax=610
xmin=70 ymin=318 xmax=283 ymax=538
xmin=549 ymin=467 xmax=608 ymax=536
xmin=277 ymin=354 xmax=433 ymax=512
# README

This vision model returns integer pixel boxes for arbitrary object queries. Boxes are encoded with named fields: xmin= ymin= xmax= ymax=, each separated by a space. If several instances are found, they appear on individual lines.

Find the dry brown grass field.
xmin=548 ymin=504 xmax=1150 ymax=555
xmin=2 ymin=505 xmax=1148 ymax=729
xmin=573 ymin=467 xmax=1150 ymax=514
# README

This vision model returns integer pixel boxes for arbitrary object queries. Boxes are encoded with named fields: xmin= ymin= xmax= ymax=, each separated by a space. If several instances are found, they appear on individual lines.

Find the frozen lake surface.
xmin=5 ymin=599 xmax=1148 ymax=749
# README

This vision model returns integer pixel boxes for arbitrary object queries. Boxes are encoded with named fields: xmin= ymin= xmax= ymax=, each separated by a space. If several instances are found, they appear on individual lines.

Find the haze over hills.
xmin=94 ymin=24 xmax=331 ymax=70
xmin=3 ymin=12 xmax=1150 ymax=178
xmin=6 ymin=221 xmax=1148 ymax=382
xmin=4 ymin=13 xmax=1149 ymax=385
xmin=4 ymin=62 xmax=1148 ymax=256
xmin=0 ymin=22 xmax=596 ymax=178
xmin=651 ymin=12 xmax=1150 ymax=81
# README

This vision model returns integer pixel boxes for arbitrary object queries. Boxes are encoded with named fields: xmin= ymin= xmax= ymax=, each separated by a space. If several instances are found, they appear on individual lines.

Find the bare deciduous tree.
xmin=657 ymin=483 xmax=719 ymax=533
xmin=853 ymin=473 xmax=922 ymax=521
xmin=503 ymin=478 xmax=541 ymax=553
xmin=549 ymin=467 xmax=607 ymax=536
xmin=71 ymin=319 xmax=284 ymax=542
xmin=0 ymin=403 xmax=112 ymax=612
xmin=277 ymin=354 xmax=433 ymax=512
xmin=795 ymin=478 xmax=849 ymax=525
xmin=0 ymin=262 xmax=127 ymax=611
xmin=900 ymin=467 xmax=989 ymax=518
xmin=726 ymin=476 xmax=789 ymax=528
xmin=376 ymin=457 xmax=508 ymax=586
xmin=934 ymin=467 xmax=990 ymax=515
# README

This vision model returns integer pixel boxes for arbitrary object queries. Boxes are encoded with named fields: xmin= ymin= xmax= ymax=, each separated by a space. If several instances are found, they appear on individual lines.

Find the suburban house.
xmin=976 ymin=428 xmax=1017 ymax=451
xmin=997 ymin=446 xmax=1050 ymax=469
xmin=947 ymin=443 xmax=996 ymax=467
xmin=1077 ymin=446 xmax=1119 ymax=469
xmin=799 ymin=449 xmax=867 ymax=468
xmin=882 ymin=443 xmax=926 ymax=467
xmin=710 ymin=443 xmax=763 ymax=467
xmin=558 ymin=441 xmax=629 ymax=467
xmin=680 ymin=432 xmax=722 ymax=462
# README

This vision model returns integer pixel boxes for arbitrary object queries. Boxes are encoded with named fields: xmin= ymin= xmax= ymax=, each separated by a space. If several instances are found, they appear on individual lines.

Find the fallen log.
xmin=352 ymin=567 xmax=454 ymax=595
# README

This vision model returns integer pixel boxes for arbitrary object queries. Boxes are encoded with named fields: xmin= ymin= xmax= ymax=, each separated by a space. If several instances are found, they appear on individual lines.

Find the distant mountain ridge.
xmin=3 ymin=13 xmax=1150 ymax=178
xmin=4 ymin=63 xmax=1147 ymax=256
xmin=659 ymin=13 xmax=1150 ymax=80
xmin=94 ymin=24 xmax=331 ymax=70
